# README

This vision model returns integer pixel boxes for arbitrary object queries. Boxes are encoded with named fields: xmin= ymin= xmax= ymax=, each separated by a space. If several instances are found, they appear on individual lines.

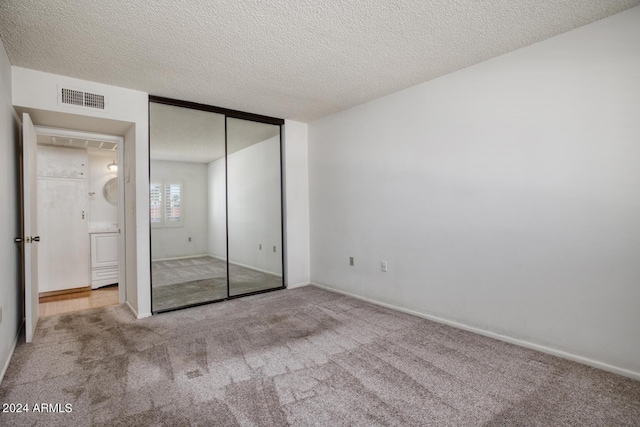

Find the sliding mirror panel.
xmin=150 ymin=102 xmax=227 ymax=312
xmin=226 ymin=117 xmax=284 ymax=296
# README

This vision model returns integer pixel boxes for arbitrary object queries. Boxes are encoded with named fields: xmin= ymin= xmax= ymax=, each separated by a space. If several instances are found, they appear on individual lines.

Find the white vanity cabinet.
xmin=90 ymin=232 xmax=119 ymax=289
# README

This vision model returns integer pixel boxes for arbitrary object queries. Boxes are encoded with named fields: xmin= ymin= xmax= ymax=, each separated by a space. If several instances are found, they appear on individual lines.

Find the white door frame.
xmin=22 ymin=113 xmax=39 ymax=342
xmin=33 ymin=125 xmax=126 ymax=304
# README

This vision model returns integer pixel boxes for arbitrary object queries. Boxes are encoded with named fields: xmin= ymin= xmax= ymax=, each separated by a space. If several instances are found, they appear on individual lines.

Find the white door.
xmin=37 ymin=145 xmax=90 ymax=293
xmin=22 ymin=113 xmax=39 ymax=342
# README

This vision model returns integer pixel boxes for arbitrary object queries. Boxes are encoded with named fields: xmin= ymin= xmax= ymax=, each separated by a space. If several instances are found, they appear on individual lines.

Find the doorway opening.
xmin=32 ymin=125 xmax=125 ymax=318
xmin=16 ymin=106 xmax=135 ymax=342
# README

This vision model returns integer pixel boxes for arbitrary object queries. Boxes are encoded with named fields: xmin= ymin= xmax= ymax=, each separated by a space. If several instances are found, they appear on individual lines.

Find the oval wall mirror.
xmin=103 ymin=177 xmax=118 ymax=205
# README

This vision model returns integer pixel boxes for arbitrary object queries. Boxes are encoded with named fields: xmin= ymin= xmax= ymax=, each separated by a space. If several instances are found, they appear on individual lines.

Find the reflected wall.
xmin=227 ymin=118 xmax=282 ymax=296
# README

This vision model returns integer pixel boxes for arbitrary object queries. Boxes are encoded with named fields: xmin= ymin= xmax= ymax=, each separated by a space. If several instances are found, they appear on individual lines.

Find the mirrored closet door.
xmin=149 ymin=98 xmax=284 ymax=313
xmin=227 ymin=117 xmax=283 ymax=296
xmin=149 ymin=102 xmax=227 ymax=311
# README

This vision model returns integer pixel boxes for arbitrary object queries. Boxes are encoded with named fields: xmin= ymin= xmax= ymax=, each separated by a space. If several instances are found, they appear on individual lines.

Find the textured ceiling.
xmin=1 ymin=1 xmax=638 ymax=122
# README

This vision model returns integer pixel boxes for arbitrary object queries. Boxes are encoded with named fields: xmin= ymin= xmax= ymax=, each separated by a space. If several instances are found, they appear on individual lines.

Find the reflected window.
xmin=150 ymin=182 xmax=162 ymax=225
xmin=164 ymin=181 xmax=183 ymax=226
xmin=150 ymin=180 xmax=183 ymax=228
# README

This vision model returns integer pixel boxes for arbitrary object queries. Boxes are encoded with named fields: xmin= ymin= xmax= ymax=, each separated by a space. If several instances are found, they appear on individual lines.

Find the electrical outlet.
xmin=349 ymin=257 xmax=354 ymax=266
xmin=259 ymin=243 xmax=262 ymax=250
xmin=381 ymin=261 xmax=388 ymax=272
xmin=273 ymin=246 xmax=277 ymax=253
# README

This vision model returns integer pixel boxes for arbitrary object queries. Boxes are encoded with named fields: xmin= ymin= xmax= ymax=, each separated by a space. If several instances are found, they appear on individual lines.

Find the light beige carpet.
xmin=1 ymin=286 xmax=639 ymax=426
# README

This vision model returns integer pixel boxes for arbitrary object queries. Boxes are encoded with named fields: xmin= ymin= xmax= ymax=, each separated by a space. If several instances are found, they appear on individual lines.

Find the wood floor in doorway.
xmin=39 ymin=285 xmax=119 ymax=317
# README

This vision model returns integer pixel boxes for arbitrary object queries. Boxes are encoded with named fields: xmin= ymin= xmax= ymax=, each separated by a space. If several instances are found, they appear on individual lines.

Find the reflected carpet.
xmin=152 ymin=256 xmax=282 ymax=311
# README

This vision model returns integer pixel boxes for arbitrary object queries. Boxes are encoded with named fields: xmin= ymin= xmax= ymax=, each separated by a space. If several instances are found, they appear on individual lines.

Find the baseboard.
xmin=126 ymin=301 xmax=138 ymax=318
xmin=209 ymin=254 xmax=283 ymax=278
xmin=230 ymin=261 xmax=282 ymax=278
xmin=39 ymin=285 xmax=91 ymax=300
xmin=0 ymin=319 xmax=23 ymax=385
xmin=152 ymin=254 xmax=210 ymax=262
xmin=310 ymin=281 xmax=640 ymax=381
xmin=287 ymin=282 xmax=310 ymax=289
xmin=125 ymin=299 xmax=152 ymax=319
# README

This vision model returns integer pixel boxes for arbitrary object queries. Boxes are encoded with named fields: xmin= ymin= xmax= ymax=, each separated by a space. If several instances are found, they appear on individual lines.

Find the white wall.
xmin=221 ymin=136 xmax=282 ymax=275
xmin=12 ymin=67 xmax=151 ymax=317
xmin=8 ymin=66 xmax=308 ymax=317
xmin=88 ymin=149 xmax=118 ymax=227
xmin=308 ymin=7 xmax=640 ymax=378
xmin=207 ymin=158 xmax=226 ymax=259
xmin=283 ymin=120 xmax=310 ymax=287
xmin=0 ymin=39 xmax=22 ymax=383
xmin=151 ymin=160 xmax=209 ymax=259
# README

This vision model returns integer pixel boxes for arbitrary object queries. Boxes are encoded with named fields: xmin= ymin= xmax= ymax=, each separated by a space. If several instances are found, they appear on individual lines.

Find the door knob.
xmin=14 ymin=237 xmax=23 ymax=243
xmin=32 ymin=236 xmax=40 ymax=242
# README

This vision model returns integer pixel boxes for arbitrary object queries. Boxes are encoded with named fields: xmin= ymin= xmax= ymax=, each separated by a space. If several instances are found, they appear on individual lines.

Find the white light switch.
xmin=381 ymin=261 xmax=388 ymax=272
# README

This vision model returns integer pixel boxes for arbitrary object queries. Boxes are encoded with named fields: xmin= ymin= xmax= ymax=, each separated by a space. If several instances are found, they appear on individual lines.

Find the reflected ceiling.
xmin=150 ymin=102 xmax=279 ymax=163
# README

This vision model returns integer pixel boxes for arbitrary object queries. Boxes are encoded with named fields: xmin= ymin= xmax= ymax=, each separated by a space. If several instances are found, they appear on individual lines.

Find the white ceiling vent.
xmin=58 ymin=85 xmax=109 ymax=112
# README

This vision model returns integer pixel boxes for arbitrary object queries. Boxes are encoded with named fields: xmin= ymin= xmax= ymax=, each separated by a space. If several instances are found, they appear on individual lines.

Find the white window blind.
xmin=150 ymin=180 xmax=183 ymax=227
xmin=164 ymin=181 xmax=182 ymax=226
xmin=150 ymin=182 xmax=162 ymax=226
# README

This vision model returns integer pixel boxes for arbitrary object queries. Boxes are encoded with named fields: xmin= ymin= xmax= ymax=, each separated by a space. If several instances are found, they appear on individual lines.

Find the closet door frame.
xmin=149 ymin=96 xmax=286 ymax=314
